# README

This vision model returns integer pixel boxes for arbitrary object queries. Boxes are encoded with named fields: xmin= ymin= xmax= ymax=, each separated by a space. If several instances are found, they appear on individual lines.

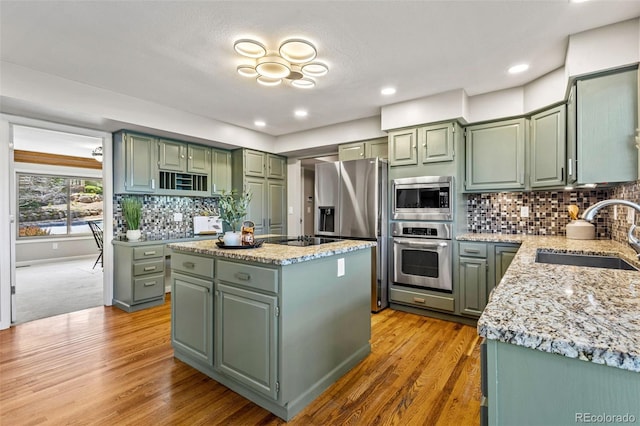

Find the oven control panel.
xmin=391 ymin=222 xmax=452 ymax=240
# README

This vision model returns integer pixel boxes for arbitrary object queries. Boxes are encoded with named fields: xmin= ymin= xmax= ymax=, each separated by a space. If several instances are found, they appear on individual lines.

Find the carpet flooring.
xmin=15 ymin=256 xmax=104 ymax=324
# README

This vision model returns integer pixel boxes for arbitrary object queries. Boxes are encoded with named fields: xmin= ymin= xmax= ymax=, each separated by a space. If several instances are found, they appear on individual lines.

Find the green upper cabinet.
xmin=419 ymin=122 xmax=455 ymax=164
xmin=158 ymin=139 xmax=186 ymax=172
xmin=245 ymin=149 xmax=266 ymax=177
xmin=338 ymin=138 xmax=388 ymax=161
xmin=465 ymin=118 xmax=526 ymax=191
xmin=366 ymin=139 xmax=388 ymax=159
xmin=570 ymin=67 xmax=639 ymax=184
xmin=114 ymin=132 xmax=158 ymax=193
xmin=388 ymin=129 xmax=418 ymax=166
xmin=211 ymin=148 xmax=232 ymax=196
xmin=267 ymin=154 xmax=286 ymax=179
xmin=187 ymin=144 xmax=211 ymax=175
xmin=529 ymin=105 xmax=566 ymax=188
xmin=339 ymin=142 xmax=366 ymax=161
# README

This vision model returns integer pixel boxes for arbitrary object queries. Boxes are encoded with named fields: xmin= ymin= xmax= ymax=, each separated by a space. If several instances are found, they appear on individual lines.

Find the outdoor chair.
xmin=87 ymin=221 xmax=103 ymax=269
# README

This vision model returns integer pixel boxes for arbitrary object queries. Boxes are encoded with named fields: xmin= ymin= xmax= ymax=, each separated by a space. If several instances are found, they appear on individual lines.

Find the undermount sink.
xmin=535 ymin=250 xmax=638 ymax=271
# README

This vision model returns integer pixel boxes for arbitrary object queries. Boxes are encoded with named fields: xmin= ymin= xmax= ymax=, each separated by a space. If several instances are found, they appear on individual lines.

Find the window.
xmin=17 ymin=173 xmax=103 ymax=238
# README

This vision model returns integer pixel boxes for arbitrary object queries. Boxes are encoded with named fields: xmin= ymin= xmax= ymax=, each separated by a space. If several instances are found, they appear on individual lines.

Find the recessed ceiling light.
xmin=508 ymin=63 xmax=529 ymax=74
xmin=381 ymin=87 xmax=396 ymax=95
xmin=254 ymin=120 xmax=266 ymax=127
xmin=294 ymin=109 xmax=308 ymax=118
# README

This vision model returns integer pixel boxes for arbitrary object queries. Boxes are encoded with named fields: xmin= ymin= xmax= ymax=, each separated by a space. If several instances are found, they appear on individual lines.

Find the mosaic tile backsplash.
xmin=466 ymin=189 xmax=612 ymax=238
xmin=466 ymin=180 xmax=640 ymax=243
xmin=113 ymin=194 xmax=220 ymax=241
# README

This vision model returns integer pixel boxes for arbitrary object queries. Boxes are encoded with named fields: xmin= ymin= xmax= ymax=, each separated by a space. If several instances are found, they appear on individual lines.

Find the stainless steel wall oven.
xmin=391 ymin=222 xmax=452 ymax=292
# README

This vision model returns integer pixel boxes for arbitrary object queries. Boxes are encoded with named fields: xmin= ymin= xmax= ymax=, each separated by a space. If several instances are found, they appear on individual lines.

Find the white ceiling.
xmin=1 ymin=1 xmax=639 ymax=137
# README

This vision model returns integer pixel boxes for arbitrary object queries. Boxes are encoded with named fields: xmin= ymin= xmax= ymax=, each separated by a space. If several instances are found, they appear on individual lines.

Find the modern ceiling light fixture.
xmin=91 ymin=146 xmax=103 ymax=162
xmin=234 ymin=36 xmax=329 ymax=88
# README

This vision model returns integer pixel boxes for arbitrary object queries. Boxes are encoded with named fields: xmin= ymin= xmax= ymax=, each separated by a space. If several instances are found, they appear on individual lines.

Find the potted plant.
xmin=122 ymin=197 xmax=142 ymax=241
xmin=217 ymin=189 xmax=252 ymax=246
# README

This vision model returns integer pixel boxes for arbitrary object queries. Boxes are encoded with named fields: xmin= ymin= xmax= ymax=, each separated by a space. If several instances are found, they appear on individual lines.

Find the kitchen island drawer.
xmin=389 ymin=287 xmax=454 ymax=312
xmin=133 ymin=259 xmax=164 ymax=276
xmin=172 ymin=252 xmax=214 ymax=278
xmin=217 ymin=260 xmax=278 ymax=294
xmin=459 ymin=242 xmax=487 ymax=258
xmin=133 ymin=274 xmax=164 ymax=302
xmin=133 ymin=245 xmax=165 ymax=260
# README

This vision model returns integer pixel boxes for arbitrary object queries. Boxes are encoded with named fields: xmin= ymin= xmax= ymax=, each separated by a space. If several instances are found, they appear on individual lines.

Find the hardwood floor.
xmin=0 ymin=297 xmax=481 ymax=425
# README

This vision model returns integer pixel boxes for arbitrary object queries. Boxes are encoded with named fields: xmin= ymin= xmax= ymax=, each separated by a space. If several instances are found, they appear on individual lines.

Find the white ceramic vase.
xmin=126 ymin=229 xmax=141 ymax=242
xmin=222 ymin=231 xmax=241 ymax=246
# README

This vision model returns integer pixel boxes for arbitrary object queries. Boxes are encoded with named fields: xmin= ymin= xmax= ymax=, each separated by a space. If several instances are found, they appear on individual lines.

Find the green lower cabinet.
xmin=171 ymin=272 xmax=214 ymax=366
xmin=494 ymin=245 xmax=517 ymax=289
xmin=215 ymin=282 xmax=279 ymax=400
xmin=485 ymin=340 xmax=640 ymax=425
xmin=459 ymin=257 xmax=487 ymax=317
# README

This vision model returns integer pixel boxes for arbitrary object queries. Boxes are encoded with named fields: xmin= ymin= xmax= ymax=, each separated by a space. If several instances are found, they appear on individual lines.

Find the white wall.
xmin=0 ymin=119 xmax=11 ymax=329
xmin=566 ymin=18 xmax=640 ymax=78
xmin=275 ymin=116 xmax=385 ymax=156
xmin=466 ymin=87 xmax=524 ymax=124
xmin=0 ymin=61 xmax=275 ymax=152
xmin=523 ymin=67 xmax=567 ymax=112
xmin=381 ymin=89 xmax=467 ymax=131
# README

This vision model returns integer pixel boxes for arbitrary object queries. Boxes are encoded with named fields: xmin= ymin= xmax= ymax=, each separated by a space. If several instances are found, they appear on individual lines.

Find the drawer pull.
xmin=235 ymin=272 xmax=251 ymax=281
xmin=413 ymin=297 xmax=426 ymax=304
xmin=183 ymin=262 xmax=195 ymax=268
xmin=464 ymin=249 xmax=480 ymax=254
xmin=143 ymin=282 xmax=156 ymax=287
xmin=143 ymin=266 xmax=157 ymax=271
xmin=144 ymin=251 xmax=157 ymax=256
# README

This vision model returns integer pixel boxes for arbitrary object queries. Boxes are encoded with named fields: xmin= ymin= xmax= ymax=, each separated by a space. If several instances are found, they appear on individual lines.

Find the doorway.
xmin=10 ymin=124 xmax=107 ymax=324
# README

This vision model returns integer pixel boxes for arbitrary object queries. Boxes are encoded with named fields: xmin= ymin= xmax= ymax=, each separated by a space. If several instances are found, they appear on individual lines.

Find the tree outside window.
xmin=17 ymin=173 xmax=103 ymax=238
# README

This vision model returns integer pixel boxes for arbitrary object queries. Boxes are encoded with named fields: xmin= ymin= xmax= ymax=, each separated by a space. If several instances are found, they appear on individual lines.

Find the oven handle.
xmin=393 ymin=238 xmax=448 ymax=249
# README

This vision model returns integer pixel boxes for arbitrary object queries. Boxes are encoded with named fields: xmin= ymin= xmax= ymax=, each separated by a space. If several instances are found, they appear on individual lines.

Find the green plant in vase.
xmin=121 ymin=197 xmax=142 ymax=241
xmin=218 ymin=189 xmax=252 ymax=245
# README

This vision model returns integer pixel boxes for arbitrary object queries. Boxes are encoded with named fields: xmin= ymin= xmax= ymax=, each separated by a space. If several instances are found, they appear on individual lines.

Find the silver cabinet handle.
xmin=183 ymin=261 xmax=195 ymax=269
xmin=413 ymin=297 xmax=426 ymax=304
xmin=568 ymin=158 xmax=573 ymax=176
xmin=143 ymin=282 xmax=156 ymax=287
xmin=143 ymin=266 xmax=157 ymax=271
xmin=235 ymin=272 xmax=251 ymax=281
xmin=144 ymin=251 xmax=157 ymax=256
xmin=151 ymin=178 xmax=155 ymax=190
xmin=464 ymin=248 xmax=480 ymax=254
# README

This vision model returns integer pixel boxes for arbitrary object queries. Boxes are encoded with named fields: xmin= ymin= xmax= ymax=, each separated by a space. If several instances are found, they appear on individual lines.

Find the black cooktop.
xmin=260 ymin=235 xmax=340 ymax=247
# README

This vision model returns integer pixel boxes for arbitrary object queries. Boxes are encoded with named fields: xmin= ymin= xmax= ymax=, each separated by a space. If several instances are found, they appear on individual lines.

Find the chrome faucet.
xmin=582 ymin=199 xmax=640 ymax=257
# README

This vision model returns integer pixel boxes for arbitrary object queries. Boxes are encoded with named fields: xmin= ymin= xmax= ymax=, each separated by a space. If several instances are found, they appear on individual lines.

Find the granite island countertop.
xmin=460 ymin=233 xmax=640 ymax=373
xmin=167 ymin=238 xmax=376 ymax=266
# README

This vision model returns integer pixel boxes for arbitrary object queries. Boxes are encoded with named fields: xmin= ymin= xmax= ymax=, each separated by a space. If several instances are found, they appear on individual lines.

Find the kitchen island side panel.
xmin=279 ymin=248 xmax=372 ymax=407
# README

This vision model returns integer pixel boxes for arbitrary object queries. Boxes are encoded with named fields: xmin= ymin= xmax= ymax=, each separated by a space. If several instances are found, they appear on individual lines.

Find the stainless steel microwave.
xmin=392 ymin=176 xmax=453 ymax=221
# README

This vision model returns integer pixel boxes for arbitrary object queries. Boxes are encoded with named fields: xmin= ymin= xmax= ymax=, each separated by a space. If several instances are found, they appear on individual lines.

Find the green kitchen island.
xmin=166 ymin=237 xmax=375 ymax=421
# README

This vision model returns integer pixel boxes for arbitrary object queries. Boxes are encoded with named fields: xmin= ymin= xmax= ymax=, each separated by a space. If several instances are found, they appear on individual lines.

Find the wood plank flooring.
xmin=0 ymin=297 xmax=481 ymax=425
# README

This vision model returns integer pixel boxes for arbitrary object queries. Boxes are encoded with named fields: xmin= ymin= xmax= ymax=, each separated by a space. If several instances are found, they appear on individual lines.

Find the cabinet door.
xmin=366 ymin=140 xmax=388 ymax=159
xmin=125 ymin=133 xmax=157 ymax=193
xmin=494 ymin=245 xmax=518 ymax=290
xmin=245 ymin=177 xmax=267 ymax=234
xmin=566 ymin=85 xmax=577 ymax=184
xmin=459 ymin=256 xmax=487 ymax=317
xmin=388 ymin=129 xmax=418 ymax=166
xmin=158 ymin=139 xmax=186 ymax=172
xmin=339 ymin=142 xmax=365 ymax=161
xmin=530 ymin=105 xmax=566 ymax=188
xmin=171 ymin=272 xmax=213 ymax=366
xmin=577 ymin=69 xmax=638 ymax=184
xmin=187 ymin=145 xmax=211 ymax=175
xmin=267 ymin=180 xmax=286 ymax=235
xmin=211 ymin=149 xmax=232 ymax=195
xmin=266 ymin=154 xmax=286 ymax=179
xmin=419 ymin=123 xmax=454 ymax=163
xmin=245 ymin=150 xmax=266 ymax=177
xmin=465 ymin=118 xmax=526 ymax=191
xmin=215 ymin=283 xmax=278 ymax=400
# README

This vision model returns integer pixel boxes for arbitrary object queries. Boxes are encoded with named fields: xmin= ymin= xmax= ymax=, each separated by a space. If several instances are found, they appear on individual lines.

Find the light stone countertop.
xmin=460 ymin=233 xmax=640 ymax=373
xmin=166 ymin=238 xmax=376 ymax=266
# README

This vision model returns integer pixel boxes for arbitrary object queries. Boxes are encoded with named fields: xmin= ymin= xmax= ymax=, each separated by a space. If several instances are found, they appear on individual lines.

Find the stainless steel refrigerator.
xmin=314 ymin=158 xmax=388 ymax=312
